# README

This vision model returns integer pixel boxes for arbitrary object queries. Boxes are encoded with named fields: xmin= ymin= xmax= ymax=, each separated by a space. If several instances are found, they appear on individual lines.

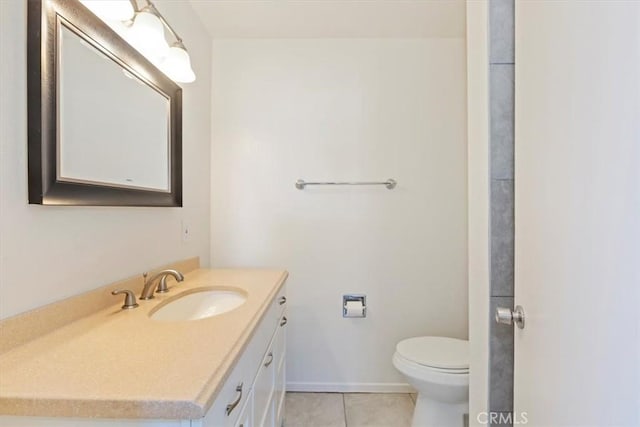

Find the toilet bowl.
xmin=392 ymin=336 xmax=469 ymax=427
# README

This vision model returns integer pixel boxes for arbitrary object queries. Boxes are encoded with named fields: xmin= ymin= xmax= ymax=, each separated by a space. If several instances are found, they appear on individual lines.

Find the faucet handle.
xmin=112 ymin=289 xmax=139 ymax=309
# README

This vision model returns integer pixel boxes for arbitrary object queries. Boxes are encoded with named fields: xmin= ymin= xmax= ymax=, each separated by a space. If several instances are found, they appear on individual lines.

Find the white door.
xmin=514 ymin=2 xmax=640 ymax=426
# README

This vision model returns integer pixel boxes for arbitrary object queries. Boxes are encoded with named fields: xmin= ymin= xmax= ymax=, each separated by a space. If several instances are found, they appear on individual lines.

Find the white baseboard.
xmin=286 ymin=382 xmax=415 ymax=393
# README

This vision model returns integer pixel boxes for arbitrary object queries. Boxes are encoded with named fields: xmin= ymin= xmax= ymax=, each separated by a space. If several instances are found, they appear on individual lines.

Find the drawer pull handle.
xmin=280 ymin=316 xmax=288 ymax=327
xmin=264 ymin=351 xmax=274 ymax=367
xmin=225 ymin=383 xmax=243 ymax=416
xmin=279 ymin=296 xmax=287 ymax=305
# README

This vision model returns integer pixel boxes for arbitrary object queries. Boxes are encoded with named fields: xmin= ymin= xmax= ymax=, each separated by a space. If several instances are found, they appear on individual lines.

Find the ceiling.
xmin=187 ymin=0 xmax=466 ymax=39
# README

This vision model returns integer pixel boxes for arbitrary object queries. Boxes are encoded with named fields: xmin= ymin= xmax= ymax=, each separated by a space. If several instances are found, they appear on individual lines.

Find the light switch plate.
xmin=181 ymin=220 xmax=191 ymax=242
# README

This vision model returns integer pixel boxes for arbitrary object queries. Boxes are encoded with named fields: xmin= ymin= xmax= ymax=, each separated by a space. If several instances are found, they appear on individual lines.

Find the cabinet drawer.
xmin=253 ymin=343 xmax=276 ymax=426
xmin=252 ymin=284 xmax=286 ymax=370
xmin=267 ymin=285 xmax=287 ymax=331
xmin=272 ymin=311 xmax=286 ymax=369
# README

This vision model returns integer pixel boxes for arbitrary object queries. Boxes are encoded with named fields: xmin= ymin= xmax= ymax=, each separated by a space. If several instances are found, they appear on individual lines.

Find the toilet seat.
xmin=393 ymin=352 xmax=469 ymax=388
xmin=396 ymin=337 xmax=469 ymax=372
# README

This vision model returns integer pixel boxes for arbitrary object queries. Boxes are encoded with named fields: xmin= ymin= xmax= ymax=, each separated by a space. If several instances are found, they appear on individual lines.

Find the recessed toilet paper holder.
xmin=343 ymin=294 xmax=366 ymax=318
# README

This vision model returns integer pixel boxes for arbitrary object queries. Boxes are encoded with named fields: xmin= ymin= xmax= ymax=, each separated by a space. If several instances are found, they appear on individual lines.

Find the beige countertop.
xmin=0 ymin=264 xmax=288 ymax=420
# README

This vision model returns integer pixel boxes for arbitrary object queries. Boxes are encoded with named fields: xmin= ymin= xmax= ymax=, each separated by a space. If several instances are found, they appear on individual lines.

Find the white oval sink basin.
xmin=150 ymin=289 xmax=247 ymax=321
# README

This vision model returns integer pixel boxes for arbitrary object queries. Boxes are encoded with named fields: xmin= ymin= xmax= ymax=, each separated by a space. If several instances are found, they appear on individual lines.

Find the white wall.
xmin=0 ymin=0 xmax=212 ymax=319
xmin=466 ymin=1 xmax=490 ymax=424
xmin=210 ymin=38 xmax=468 ymax=389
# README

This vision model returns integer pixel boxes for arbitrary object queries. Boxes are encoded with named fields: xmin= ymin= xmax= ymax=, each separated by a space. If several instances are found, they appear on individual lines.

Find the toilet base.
xmin=412 ymin=394 xmax=468 ymax=427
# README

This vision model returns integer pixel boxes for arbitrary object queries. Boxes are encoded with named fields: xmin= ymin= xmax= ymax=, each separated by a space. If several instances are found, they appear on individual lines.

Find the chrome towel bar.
xmin=295 ymin=179 xmax=397 ymax=190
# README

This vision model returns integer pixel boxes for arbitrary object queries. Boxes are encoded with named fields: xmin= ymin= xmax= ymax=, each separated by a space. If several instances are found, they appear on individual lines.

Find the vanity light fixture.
xmin=126 ymin=8 xmax=170 ymax=63
xmin=79 ymin=0 xmax=196 ymax=83
xmin=128 ymin=0 xmax=196 ymax=83
xmin=161 ymin=43 xmax=196 ymax=83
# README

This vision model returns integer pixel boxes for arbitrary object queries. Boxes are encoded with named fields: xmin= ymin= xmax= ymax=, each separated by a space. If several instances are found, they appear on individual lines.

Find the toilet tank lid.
xmin=396 ymin=336 xmax=469 ymax=370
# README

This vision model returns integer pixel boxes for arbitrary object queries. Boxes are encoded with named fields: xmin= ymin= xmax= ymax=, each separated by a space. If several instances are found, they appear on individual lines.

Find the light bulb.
xmin=160 ymin=45 xmax=196 ymax=83
xmin=127 ymin=11 xmax=169 ymax=64
xmin=80 ymin=0 xmax=135 ymax=21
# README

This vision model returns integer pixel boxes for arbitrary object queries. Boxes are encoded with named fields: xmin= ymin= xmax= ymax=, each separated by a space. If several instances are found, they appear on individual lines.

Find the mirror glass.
xmin=58 ymin=24 xmax=170 ymax=192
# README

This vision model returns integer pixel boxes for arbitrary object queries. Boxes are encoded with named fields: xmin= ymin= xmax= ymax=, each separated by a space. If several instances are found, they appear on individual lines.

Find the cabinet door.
xmin=273 ymin=313 xmax=287 ymax=427
xmin=273 ymin=356 xmax=286 ymax=427
xmin=203 ymin=380 xmax=247 ymax=427
xmin=262 ymin=396 xmax=275 ymax=427
xmin=253 ymin=345 xmax=276 ymax=426
xmin=256 ymin=311 xmax=287 ymax=427
xmin=234 ymin=390 xmax=253 ymax=427
xmin=204 ymin=327 xmax=268 ymax=426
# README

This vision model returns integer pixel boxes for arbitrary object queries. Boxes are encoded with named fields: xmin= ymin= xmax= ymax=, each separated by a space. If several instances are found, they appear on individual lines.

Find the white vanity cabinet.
xmin=200 ymin=286 xmax=287 ymax=427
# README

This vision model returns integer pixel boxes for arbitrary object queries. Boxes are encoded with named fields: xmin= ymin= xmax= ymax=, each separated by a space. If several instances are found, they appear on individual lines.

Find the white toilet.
xmin=392 ymin=336 xmax=469 ymax=427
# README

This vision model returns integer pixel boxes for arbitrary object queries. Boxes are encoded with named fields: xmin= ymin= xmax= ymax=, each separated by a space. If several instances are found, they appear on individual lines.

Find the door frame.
xmin=466 ymin=1 xmax=491 ymax=425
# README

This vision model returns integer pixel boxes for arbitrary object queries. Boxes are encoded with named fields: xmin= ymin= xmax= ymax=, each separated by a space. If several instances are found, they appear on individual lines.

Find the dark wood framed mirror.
xmin=28 ymin=0 xmax=182 ymax=206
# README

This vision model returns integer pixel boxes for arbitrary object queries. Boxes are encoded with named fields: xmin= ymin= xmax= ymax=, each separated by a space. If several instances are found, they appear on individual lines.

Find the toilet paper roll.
xmin=344 ymin=300 xmax=365 ymax=317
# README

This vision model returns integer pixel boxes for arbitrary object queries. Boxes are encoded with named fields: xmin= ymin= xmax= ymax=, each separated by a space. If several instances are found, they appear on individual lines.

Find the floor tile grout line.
xmin=285 ymin=391 xmax=416 ymax=427
xmin=342 ymin=393 xmax=348 ymax=427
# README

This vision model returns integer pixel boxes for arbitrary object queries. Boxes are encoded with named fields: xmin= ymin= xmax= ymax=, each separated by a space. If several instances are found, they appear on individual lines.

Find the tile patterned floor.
xmin=285 ymin=392 xmax=416 ymax=427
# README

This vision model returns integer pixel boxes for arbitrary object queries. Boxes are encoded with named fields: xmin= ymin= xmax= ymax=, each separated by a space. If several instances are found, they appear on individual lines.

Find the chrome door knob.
xmin=495 ymin=305 xmax=525 ymax=329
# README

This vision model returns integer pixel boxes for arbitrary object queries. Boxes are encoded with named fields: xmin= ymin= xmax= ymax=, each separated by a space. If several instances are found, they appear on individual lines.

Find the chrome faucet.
xmin=140 ymin=269 xmax=184 ymax=300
